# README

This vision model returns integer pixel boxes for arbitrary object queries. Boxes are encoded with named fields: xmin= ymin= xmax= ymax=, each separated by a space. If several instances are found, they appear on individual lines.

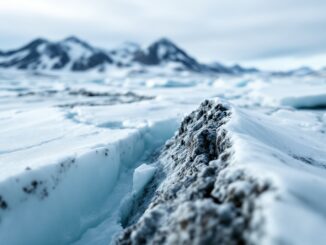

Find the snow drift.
xmin=117 ymin=100 xmax=326 ymax=245
xmin=0 ymin=116 xmax=179 ymax=245
xmin=0 ymin=71 xmax=325 ymax=245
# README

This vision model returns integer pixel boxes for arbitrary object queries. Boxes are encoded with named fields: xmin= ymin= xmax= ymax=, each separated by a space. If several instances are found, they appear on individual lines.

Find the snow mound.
xmin=117 ymin=100 xmax=326 ymax=245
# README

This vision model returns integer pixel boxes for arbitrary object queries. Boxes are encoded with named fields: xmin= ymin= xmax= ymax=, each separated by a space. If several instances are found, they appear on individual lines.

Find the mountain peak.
xmin=132 ymin=37 xmax=204 ymax=71
xmin=153 ymin=37 xmax=176 ymax=46
xmin=1 ymin=37 xmax=49 ymax=55
xmin=30 ymin=37 xmax=49 ymax=45
xmin=61 ymin=36 xmax=94 ymax=50
xmin=149 ymin=38 xmax=182 ymax=53
xmin=63 ymin=36 xmax=83 ymax=43
xmin=23 ymin=38 xmax=49 ymax=49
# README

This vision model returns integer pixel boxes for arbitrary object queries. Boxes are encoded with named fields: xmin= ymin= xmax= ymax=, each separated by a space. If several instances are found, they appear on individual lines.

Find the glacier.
xmin=0 ymin=70 xmax=325 ymax=245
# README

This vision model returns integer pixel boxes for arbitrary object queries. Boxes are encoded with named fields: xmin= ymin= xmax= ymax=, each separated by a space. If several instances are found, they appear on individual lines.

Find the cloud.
xmin=0 ymin=0 xmax=326 ymax=66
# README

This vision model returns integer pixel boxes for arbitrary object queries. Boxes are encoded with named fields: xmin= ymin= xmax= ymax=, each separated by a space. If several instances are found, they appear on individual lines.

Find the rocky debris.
xmin=292 ymin=155 xmax=326 ymax=169
xmin=0 ymin=196 xmax=8 ymax=210
xmin=15 ymin=87 xmax=154 ymax=108
xmin=116 ymin=100 xmax=272 ymax=245
xmin=58 ymin=90 xmax=154 ymax=108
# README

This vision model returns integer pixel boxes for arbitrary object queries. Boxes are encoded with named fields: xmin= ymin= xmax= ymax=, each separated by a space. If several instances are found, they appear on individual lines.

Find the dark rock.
xmin=0 ymin=195 xmax=8 ymax=210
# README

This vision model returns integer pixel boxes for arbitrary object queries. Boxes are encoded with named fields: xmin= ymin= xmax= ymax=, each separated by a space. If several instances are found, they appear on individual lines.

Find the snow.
xmin=132 ymin=164 xmax=156 ymax=195
xmin=0 ymin=80 xmax=189 ymax=244
xmin=246 ymin=78 xmax=326 ymax=108
xmin=0 ymin=50 xmax=30 ymax=64
xmin=0 ymin=113 xmax=178 ymax=244
xmin=225 ymin=105 xmax=326 ymax=244
xmin=145 ymin=78 xmax=196 ymax=88
xmin=158 ymin=46 xmax=167 ymax=59
xmin=0 ymin=70 xmax=325 ymax=244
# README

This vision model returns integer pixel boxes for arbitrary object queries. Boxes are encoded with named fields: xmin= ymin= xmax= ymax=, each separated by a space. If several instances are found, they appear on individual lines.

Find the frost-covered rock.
xmin=116 ymin=100 xmax=271 ymax=245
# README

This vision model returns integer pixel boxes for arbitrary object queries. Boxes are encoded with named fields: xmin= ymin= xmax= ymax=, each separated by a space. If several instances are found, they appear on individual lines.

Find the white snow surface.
xmin=132 ymin=164 xmax=156 ymax=195
xmin=0 ymin=71 xmax=325 ymax=244
xmin=225 ymin=106 xmax=326 ymax=244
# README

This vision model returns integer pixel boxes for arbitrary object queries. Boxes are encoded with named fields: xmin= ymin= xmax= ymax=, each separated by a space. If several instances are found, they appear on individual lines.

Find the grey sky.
xmin=1 ymin=0 xmax=326 ymax=68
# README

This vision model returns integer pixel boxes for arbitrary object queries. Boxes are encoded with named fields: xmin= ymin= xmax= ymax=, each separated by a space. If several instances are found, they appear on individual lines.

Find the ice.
xmin=243 ymin=77 xmax=326 ymax=108
xmin=0 ymin=82 xmax=189 ymax=244
xmin=0 ymin=70 xmax=325 ymax=244
xmin=132 ymin=164 xmax=156 ymax=195
xmin=146 ymin=78 xmax=196 ymax=88
xmin=280 ymin=93 xmax=326 ymax=109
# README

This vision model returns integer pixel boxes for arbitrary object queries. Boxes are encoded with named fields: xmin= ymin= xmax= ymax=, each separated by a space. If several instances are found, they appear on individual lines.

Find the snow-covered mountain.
xmin=0 ymin=37 xmax=113 ymax=72
xmin=133 ymin=38 xmax=206 ymax=72
xmin=0 ymin=36 xmax=253 ymax=74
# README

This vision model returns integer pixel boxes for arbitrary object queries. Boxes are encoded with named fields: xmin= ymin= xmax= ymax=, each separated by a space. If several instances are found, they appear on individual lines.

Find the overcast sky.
xmin=1 ymin=0 xmax=326 ymax=69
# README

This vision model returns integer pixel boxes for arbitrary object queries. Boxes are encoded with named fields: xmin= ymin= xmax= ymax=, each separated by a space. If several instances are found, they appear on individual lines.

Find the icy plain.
xmin=0 ymin=70 xmax=325 ymax=245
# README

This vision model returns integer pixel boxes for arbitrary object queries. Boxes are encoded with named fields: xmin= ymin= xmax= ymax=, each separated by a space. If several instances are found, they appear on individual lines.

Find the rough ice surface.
xmin=0 ymin=71 xmax=325 ymax=245
xmin=280 ymin=93 xmax=326 ymax=109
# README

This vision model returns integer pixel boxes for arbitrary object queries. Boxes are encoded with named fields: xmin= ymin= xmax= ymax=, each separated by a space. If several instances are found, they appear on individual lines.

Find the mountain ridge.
xmin=0 ymin=36 xmax=257 ymax=74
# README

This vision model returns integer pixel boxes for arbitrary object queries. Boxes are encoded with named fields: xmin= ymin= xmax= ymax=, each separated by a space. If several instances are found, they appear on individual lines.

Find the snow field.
xmin=0 ymin=116 xmax=178 ymax=245
xmin=226 ymin=106 xmax=326 ymax=244
xmin=0 ymin=72 xmax=325 ymax=244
